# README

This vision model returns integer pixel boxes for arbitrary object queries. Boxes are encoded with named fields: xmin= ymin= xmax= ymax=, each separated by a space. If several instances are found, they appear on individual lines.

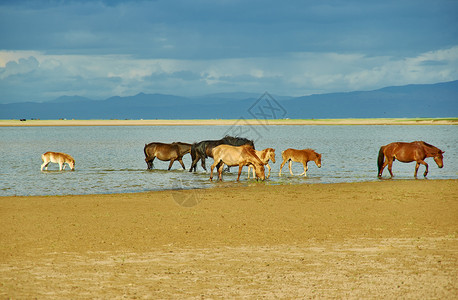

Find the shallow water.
xmin=0 ymin=125 xmax=456 ymax=196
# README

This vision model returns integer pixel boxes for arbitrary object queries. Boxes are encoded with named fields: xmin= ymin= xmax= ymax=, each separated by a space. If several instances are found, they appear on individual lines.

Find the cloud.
xmin=0 ymin=56 xmax=39 ymax=79
xmin=1 ymin=46 xmax=457 ymax=103
xmin=1 ymin=0 xmax=457 ymax=59
xmin=0 ymin=0 xmax=457 ymax=103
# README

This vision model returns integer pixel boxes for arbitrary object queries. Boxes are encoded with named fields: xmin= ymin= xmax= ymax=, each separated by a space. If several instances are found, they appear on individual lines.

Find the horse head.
xmin=254 ymin=163 xmax=266 ymax=181
xmin=268 ymin=148 xmax=276 ymax=163
xmin=69 ymin=160 xmax=75 ymax=171
xmin=434 ymin=150 xmax=444 ymax=168
xmin=315 ymin=152 xmax=322 ymax=168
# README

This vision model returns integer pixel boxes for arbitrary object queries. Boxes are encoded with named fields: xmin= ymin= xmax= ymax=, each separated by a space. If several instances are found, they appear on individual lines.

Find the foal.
xmin=41 ymin=152 xmax=75 ymax=171
xmin=278 ymin=148 xmax=321 ymax=177
xmin=247 ymin=148 xmax=276 ymax=179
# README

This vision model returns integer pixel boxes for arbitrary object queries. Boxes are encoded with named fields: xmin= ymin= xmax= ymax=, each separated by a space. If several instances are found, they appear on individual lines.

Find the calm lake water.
xmin=0 ymin=125 xmax=456 ymax=196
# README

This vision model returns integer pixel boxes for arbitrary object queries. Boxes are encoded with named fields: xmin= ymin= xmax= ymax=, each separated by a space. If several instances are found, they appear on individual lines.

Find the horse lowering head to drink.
xmin=189 ymin=135 xmax=255 ymax=172
xmin=144 ymin=142 xmax=192 ymax=170
xmin=278 ymin=148 xmax=321 ymax=177
xmin=377 ymin=141 xmax=444 ymax=178
xmin=247 ymin=148 xmax=276 ymax=179
xmin=41 ymin=152 xmax=75 ymax=171
xmin=210 ymin=144 xmax=265 ymax=181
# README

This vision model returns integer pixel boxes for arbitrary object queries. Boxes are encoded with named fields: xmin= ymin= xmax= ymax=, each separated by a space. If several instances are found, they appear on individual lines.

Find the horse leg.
xmin=415 ymin=160 xmax=428 ymax=177
xmin=299 ymin=162 xmax=308 ymax=177
xmin=236 ymin=165 xmax=243 ymax=181
xmin=378 ymin=155 xmax=391 ymax=178
xmin=266 ymin=163 xmax=271 ymax=179
xmin=210 ymin=160 xmax=219 ymax=181
xmin=58 ymin=162 xmax=63 ymax=171
xmin=247 ymin=165 xmax=252 ymax=179
xmin=189 ymin=156 xmax=198 ymax=172
xmin=178 ymin=157 xmax=186 ymax=170
xmin=387 ymin=159 xmax=394 ymax=177
xmin=145 ymin=156 xmax=155 ymax=170
xmin=423 ymin=161 xmax=429 ymax=177
xmin=278 ymin=159 xmax=287 ymax=176
xmin=41 ymin=161 xmax=49 ymax=171
xmin=201 ymin=157 xmax=207 ymax=171
xmin=218 ymin=163 xmax=225 ymax=181
xmin=288 ymin=160 xmax=294 ymax=175
xmin=168 ymin=159 xmax=176 ymax=170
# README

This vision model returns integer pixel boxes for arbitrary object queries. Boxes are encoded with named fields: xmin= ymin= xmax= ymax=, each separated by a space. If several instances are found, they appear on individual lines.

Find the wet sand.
xmin=1 ymin=118 xmax=457 ymax=126
xmin=1 ymin=179 xmax=457 ymax=298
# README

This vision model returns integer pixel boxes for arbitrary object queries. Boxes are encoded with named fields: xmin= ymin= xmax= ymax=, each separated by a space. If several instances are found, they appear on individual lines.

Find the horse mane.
xmin=223 ymin=135 xmax=253 ymax=143
xmin=243 ymin=145 xmax=262 ymax=163
xmin=418 ymin=141 xmax=442 ymax=154
xmin=305 ymin=148 xmax=321 ymax=157
xmin=421 ymin=141 xmax=436 ymax=148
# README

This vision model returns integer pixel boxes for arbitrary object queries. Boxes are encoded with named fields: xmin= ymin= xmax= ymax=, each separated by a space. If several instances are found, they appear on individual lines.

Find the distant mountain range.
xmin=1 ymin=80 xmax=457 ymax=119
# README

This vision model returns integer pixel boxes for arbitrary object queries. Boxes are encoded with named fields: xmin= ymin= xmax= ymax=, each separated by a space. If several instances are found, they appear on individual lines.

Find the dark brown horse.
xmin=378 ymin=141 xmax=444 ymax=178
xmin=189 ymin=135 xmax=255 ymax=172
xmin=144 ymin=142 xmax=192 ymax=170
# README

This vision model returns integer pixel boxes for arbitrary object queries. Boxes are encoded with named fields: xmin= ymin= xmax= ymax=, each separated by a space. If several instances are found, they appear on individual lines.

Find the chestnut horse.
xmin=210 ymin=145 xmax=265 ymax=181
xmin=247 ymin=148 xmax=276 ymax=179
xmin=377 ymin=141 xmax=444 ymax=178
xmin=278 ymin=148 xmax=322 ymax=177
xmin=144 ymin=142 xmax=192 ymax=170
xmin=41 ymin=151 xmax=75 ymax=171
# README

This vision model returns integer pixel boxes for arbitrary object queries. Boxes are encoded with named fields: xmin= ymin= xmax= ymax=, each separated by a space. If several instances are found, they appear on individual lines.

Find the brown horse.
xmin=278 ymin=148 xmax=322 ymax=177
xmin=378 ymin=141 xmax=444 ymax=178
xmin=247 ymin=148 xmax=276 ymax=179
xmin=144 ymin=142 xmax=192 ymax=170
xmin=210 ymin=145 xmax=265 ymax=181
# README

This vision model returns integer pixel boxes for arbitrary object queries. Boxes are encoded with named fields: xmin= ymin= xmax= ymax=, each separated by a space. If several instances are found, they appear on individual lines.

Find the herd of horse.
xmin=141 ymin=135 xmax=444 ymax=181
xmin=41 ymin=136 xmax=445 ymax=181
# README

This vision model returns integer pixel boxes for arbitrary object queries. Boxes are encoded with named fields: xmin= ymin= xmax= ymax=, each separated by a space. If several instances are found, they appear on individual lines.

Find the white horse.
xmin=41 ymin=152 xmax=75 ymax=171
xmin=247 ymin=148 xmax=276 ymax=179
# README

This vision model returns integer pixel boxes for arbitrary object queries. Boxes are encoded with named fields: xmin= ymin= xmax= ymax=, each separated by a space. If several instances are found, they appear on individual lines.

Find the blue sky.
xmin=0 ymin=0 xmax=457 ymax=103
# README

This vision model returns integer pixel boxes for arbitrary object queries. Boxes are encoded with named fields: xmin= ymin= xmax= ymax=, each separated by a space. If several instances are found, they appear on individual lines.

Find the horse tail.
xmin=143 ymin=144 xmax=149 ymax=158
xmin=281 ymin=150 xmax=288 ymax=161
xmin=190 ymin=143 xmax=197 ymax=161
xmin=377 ymin=146 xmax=385 ymax=176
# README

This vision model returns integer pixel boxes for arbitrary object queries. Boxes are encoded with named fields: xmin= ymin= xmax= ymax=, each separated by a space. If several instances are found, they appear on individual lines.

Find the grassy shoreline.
xmin=1 ymin=117 xmax=457 ymax=126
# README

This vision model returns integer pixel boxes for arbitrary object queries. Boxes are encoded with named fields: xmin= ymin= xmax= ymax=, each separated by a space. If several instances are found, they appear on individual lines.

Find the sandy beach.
xmin=1 ymin=179 xmax=457 ymax=298
xmin=1 ymin=118 xmax=457 ymax=126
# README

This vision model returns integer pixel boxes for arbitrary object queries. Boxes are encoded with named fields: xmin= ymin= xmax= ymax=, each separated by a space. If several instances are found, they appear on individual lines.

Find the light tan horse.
xmin=247 ymin=148 xmax=276 ymax=179
xmin=278 ymin=148 xmax=321 ymax=177
xmin=210 ymin=145 xmax=265 ymax=181
xmin=41 ymin=151 xmax=75 ymax=171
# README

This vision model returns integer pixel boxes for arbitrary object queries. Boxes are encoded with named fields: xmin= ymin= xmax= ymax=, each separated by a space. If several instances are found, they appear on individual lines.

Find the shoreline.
xmin=1 ymin=117 xmax=457 ymax=126
xmin=0 ymin=177 xmax=454 ymax=198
